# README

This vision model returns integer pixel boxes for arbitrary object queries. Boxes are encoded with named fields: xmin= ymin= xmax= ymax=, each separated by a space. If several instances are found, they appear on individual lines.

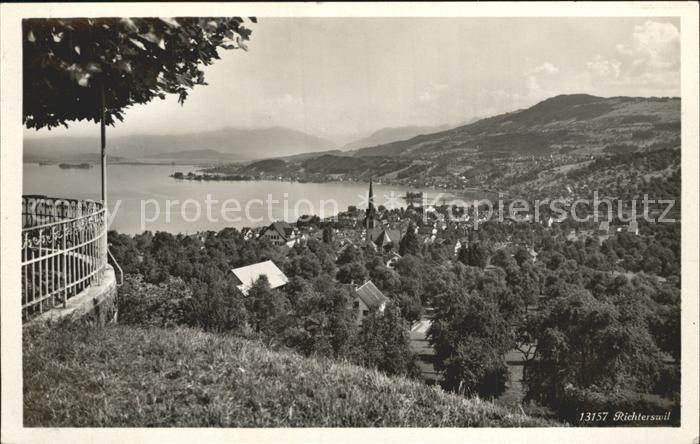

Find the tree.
xmin=523 ymin=286 xmax=664 ymax=417
xmin=429 ymin=289 xmax=512 ymax=398
xmin=322 ymin=226 xmax=334 ymax=244
xmin=336 ymin=262 xmax=368 ymax=285
xmin=399 ymin=222 xmax=421 ymax=256
xmin=24 ymin=17 xmax=255 ymax=203
xmin=513 ymin=247 xmax=531 ymax=266
xmin=395 ymin=291 xmax=423 ymax=323
xmin=184 ymin=277 xmax=248 ymax=333
xmin=368 ymin=263 xmax=401 ymax=293
xmin=284 ymin=278 xmax=337 ymax=357
xmin=337 ymin=244 xmax=362 ymax=265
xmin=284 ymin=248 xmax=322 ymax=280
xmin=118 ymin=274 xmax=191 ymax=327
xmin=23 ymin=17 xmax=254 ymax=129
xmin=246 ymin=275 xmax=289 ymax=336
xmin=491 ymin=248 xmax=515 ymax=269
xmin=458 ymin=242 xmax=488 ymax=268
xmin=350 ymin=303 xmax=420 ymax=378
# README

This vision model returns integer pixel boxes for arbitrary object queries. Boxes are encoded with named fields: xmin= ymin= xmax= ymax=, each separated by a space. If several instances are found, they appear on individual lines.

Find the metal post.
xmin=100 ymin=83 xmax=107 ymax=206
xmin=62 ymin=223 xmax=67 ymax=308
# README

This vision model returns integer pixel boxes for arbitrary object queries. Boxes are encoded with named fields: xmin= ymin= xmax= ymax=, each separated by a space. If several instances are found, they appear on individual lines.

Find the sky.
xmin=24 ymin=17 xmax=681 ymax=145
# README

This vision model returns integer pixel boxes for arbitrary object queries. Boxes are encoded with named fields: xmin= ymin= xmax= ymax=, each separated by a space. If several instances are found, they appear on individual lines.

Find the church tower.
xmin=364 ymin=177 xmax=377 ymax=230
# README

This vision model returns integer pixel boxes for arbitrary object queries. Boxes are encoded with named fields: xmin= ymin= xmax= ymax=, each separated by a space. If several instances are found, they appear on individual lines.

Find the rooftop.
xmin=231 ymin=260 xmax=288 ymax=295
xmin=355 ymin=280 xmax=389 ymax=308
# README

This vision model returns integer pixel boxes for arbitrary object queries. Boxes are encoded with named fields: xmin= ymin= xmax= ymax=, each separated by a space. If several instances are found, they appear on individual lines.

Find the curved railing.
xmin=21 ymin=195 xmax=108 ymax=321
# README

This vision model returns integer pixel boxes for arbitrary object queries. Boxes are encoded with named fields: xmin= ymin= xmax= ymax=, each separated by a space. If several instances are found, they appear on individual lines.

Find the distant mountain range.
xmin=24 ymin=126 xmax=337 ymax=164
xmin=350 ymin=94 xmax=680 ymax=158
xmin=25 ymin=95 xmax=680 ymax=183
xmin=341 ymin=125 xmax=455 ymax=151
xmin=205 ymin=94 xmax=680 ymax=192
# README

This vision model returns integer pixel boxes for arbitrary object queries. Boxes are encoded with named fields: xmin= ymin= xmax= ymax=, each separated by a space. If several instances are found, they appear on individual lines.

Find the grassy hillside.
xmin=23 ymin=322 xmax=557 ymax=427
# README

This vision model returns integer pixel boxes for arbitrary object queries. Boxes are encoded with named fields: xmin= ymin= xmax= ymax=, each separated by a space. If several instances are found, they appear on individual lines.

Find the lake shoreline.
xmin=27 ymin=161 xmax=498 ymax=197
xmin=24 ymin=163 xmax=486 ymax=235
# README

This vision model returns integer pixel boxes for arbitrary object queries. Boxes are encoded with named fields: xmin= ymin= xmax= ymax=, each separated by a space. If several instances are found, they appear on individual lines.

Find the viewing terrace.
xmin=21 ymin=195 xmax=118 ymax=322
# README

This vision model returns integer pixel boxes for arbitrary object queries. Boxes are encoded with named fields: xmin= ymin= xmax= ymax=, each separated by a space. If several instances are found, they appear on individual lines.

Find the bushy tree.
xmin=322 ymin=226 xmax=334 ymax=244
xmin=336 ymin=244 xmax=362 ymax=266
xmin=429 ymin=288 xmax=512 ymax=398
xmin=350 ymin=303 xmax=420 ymax=378
xmin=523 ymin=286 xmax=664 ymax=416
xmin=285 ymin=248 xmax=322 ymax=280
xmin=399 ymin=222 xmax=421 ymax=256
xmin=185 ymin=276 xmax=248 ymax=334
xmin=458 ymin=242 xmax=489 ymax=268
xmin=246 ymin=275 xmax=289 ymax=337
xmin=284 ymin=279 xmax=336 ymax=356
xmin=367 ymin=262 xmax=401 ymax=293
xmin=336 ymin=262 xmax=368 ymax=285
xmin=117 ymin=274 xmax=190 ymax=327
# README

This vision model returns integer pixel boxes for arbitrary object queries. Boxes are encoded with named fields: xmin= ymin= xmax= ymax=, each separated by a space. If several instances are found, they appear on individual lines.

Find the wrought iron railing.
xmin=21 ymin=195 xmax=108 ymax=321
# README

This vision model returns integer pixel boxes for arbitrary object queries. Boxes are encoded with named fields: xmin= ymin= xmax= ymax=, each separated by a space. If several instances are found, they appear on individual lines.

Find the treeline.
xmin=171 ymin=171 xmax=254 ymax=181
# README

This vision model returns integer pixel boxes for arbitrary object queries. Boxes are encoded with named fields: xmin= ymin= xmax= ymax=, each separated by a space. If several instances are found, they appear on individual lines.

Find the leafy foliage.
xmin=429 ymin=269 xmax=514 ymax=398
xmin=523 ymin=282 xmax=672 ymax=422
xmin=458 ymin=242 xmax=489 ymax=268
xmin=23 ymin=17 xmax=254 ymax=129
xmin=399 ymin=222 xmax=421 ymax=256
xmin=350 ymin=303 xmax=421 ymax=378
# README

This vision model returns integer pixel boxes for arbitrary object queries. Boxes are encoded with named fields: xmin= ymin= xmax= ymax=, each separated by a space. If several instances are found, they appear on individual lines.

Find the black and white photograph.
xmin=1 ymin=2 xmax=698 ymax=443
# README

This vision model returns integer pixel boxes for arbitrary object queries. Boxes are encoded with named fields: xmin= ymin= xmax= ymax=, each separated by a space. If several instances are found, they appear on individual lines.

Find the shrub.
xmin=117 ymin=274 xmax=189 ymax=327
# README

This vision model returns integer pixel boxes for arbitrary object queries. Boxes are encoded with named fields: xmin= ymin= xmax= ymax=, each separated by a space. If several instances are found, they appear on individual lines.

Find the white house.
xmin=231 ymin=260 xmax=288 ymax=295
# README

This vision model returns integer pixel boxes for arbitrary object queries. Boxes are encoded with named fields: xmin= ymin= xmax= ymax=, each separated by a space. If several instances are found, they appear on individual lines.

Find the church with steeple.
xmin=363 ymin=177 xmax=401 ymax=251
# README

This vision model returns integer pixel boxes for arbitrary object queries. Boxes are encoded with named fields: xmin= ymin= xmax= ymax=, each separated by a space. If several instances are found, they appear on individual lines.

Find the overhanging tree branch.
xmin=23 ymin=17 xmax=254 ymax=130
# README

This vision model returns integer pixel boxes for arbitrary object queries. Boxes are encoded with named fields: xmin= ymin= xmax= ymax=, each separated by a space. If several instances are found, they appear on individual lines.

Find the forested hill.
xmin=202 ymin=95 xmax=680 ymax=192
xmin=351 ymin=95 xmax=679 ymax=158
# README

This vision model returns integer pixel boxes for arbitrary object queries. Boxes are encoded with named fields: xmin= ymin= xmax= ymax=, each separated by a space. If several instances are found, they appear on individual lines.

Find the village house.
xmin=337 ymin=213 xmax=358 ymax=229
xmin=231 ymin=260 xmax=288 ymax=296
xmin=367 ymin=226 xmax=402 ymax=251
xmin=386 ymin=252 xmax=402 ymax=270
xmin=352 ymin=280 xmax=390 ymax=325
xmin=454 ymin=238 xmax=469 ymax=256
xmin=260 ymin=221 xmax=298 ymax=247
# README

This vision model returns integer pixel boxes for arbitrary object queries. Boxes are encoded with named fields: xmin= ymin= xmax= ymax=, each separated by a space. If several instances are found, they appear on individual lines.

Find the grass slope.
xmin=24 ymin=323 xmax=557 ymax=427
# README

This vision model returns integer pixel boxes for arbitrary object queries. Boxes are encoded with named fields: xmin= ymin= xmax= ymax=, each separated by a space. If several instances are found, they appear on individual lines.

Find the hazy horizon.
xmin=23 ymin=17 xmax=680 ymax=145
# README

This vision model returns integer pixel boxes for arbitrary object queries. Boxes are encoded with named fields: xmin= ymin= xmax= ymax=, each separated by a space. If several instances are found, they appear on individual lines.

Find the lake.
xmin=23 ymin=163 xmax=478 ymax=235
